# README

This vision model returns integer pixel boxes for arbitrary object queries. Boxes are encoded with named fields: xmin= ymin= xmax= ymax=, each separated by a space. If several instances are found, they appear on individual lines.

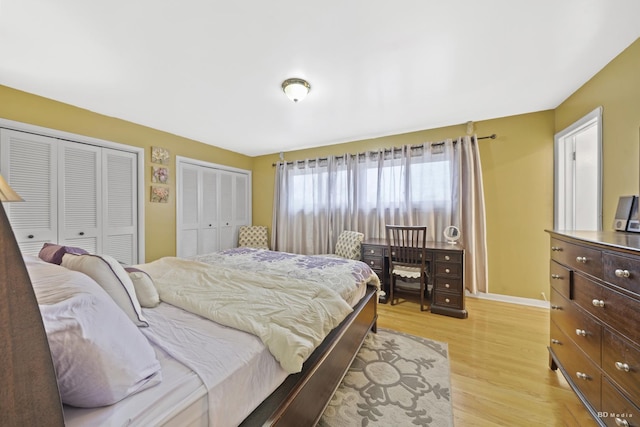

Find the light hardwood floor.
xmin=376 ymin=295 xmax=599 ymax=427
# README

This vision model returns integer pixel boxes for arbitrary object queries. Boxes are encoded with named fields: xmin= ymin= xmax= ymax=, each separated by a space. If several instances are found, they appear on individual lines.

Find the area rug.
xmin=319 ymin=328 xmax=453 ymax=427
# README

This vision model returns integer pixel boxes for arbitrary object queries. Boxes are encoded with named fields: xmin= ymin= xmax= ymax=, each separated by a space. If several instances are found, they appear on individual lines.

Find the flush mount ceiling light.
xmin=282 ymin=78 xmax=310 ymax=103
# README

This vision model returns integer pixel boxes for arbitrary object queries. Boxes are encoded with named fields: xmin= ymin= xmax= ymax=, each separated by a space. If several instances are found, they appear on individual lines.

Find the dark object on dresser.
xmin=362 ymin=238 xmax=467 ymax=318
xmin=547 ymin=230 xmax=640 ymax=426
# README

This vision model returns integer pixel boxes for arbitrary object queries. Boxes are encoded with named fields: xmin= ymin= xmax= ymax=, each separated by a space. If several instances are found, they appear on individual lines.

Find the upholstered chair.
xmin=333 ymin=230 xmax=364 ymax=260
xmin=238 ymin=226 xmax=269 ymax=249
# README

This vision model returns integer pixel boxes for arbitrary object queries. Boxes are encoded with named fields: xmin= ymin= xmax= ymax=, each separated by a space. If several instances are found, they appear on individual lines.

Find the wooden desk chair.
xmin=385 ymin=225 xmax=428 ymax=311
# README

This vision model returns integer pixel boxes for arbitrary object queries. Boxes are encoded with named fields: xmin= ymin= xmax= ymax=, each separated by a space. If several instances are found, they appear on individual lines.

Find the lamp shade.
xmin=282 ymin=78 xmax=310 ymax=103
xmin=0 ymin=174 xmax=24 ymax=202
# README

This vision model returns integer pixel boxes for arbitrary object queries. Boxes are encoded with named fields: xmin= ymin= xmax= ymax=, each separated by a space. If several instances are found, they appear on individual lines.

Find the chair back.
xmin=385 ymin=225 xmax=427 ymax=271
xmin=238 ymin=226 xmax=269 ymax=249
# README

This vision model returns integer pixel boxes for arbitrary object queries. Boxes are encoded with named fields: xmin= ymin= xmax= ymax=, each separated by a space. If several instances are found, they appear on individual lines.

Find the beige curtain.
xmin=272 ymin=136 xmax=488 ymax=293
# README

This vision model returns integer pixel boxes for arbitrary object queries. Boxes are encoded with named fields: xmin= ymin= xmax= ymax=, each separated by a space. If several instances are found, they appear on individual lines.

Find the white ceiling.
xmin=1 ymin=1 xmax=639 ymax=157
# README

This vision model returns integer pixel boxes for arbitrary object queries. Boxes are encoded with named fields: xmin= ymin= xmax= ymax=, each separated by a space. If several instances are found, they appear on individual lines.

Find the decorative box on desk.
xmin=546 ymin=230 xmax=640 ymax=426
xmin=361 ymin=238 xmax=467 ymax=318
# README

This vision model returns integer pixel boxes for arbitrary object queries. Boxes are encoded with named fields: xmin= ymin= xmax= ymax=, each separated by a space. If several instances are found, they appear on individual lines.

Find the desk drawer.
xmin=363 ymin=256 xmax=384 ymax=271
xmin=434 ymin=262 xmax=461 ymax=277
xmin=551 ymin=237 xmax=603 ymax=278
xmin=434 ymin=252 xmax=462 ymax=264
xmin=362 ymin=245 xmax=384 ymax=258
xmin=433 ymin=276 xmax=463 ymax=292
xmin=432 ymin=291 xmax=462 ymax=309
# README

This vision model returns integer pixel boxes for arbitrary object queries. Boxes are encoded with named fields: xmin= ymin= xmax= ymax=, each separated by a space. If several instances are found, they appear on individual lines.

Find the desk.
xmin=361 ymin=238 xmax=467 ymax=319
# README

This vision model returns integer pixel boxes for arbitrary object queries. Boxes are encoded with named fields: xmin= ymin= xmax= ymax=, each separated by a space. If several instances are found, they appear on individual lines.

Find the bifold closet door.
xmin=58 ymin=141 xmax=102 ymax=254
xmin=0 ymin=129 xmax=58 ymax=255
xmin=103 ymin=149 xmax=138 ymax=265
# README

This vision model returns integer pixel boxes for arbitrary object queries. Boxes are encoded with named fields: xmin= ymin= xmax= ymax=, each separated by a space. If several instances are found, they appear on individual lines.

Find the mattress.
xmin=64 ymin=303 xmax=288 ymax=427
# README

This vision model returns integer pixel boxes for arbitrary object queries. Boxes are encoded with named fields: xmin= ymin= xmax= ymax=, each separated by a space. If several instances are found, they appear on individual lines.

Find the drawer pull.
xmin=551 ymin=274 xmax=561 ymax=279
xmin=551 ymin=339 xmax=561 ymax=345
xmin=575 ymin=329 xmax=587 ymax=337
xmin=550 ymin=304 xmax=562 ymax=310
xmin=551 ymin=246 xmax=563 ymax=251
xmin=591 ymin=299 xmax=605 ymax=308
xmin=369 ymin=261 xmax=375 ymax=266
xmin=576 ymin=256 xmax=587 ymax=263
xmin=614 ymin=269 xmax=631 ymax=278
xmin=615 ymin=362 xmax=631 ymax=372
xmin=615 ymin=418 xmax=630 ymax=427
xmin=445 ymin=298 xmax=450 ymax=303
xmin=575 ymin=372 xmax=590 ymax=380
xmin=369 ymin=249 xmax=375 ymax=254
xmin=445 ymin=268 xmax=451 ymax=273
xmin=444 ymin=283 xmax=450 ymax=288
xmin=444 ymin=255 xmax=450 ymax=261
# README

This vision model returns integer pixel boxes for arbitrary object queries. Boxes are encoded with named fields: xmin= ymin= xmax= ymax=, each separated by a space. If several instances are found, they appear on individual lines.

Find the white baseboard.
xmin=465 ymin=291 xmax=550 ymax=309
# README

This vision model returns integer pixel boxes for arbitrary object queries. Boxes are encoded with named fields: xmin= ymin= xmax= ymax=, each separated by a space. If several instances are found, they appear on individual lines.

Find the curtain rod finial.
xmin=465 ymin=121 xmax=475 ymax=135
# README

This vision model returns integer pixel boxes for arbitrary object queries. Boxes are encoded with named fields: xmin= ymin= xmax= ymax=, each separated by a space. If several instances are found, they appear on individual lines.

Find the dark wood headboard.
xmin=0 ymin=203 xmax=64 ymax=426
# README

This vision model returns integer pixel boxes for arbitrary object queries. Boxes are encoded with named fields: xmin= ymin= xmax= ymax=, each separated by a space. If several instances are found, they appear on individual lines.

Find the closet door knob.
xmin=79 ymin=231 xmax=85 ymax=236
xmin=27 ymin=234 xmax=34 ymax=239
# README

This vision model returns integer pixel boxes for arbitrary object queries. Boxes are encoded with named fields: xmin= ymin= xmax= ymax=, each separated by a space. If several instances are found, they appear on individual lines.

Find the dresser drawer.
xmin=551 ymin=237 xmax=603 ymax=278
xmin=434 ymin=251 xmax=462 ymax=264
xmin=603 ymin=329 xmax=640 ymax=403
xmin=603 ymin=252 xmax=640 ymax=296
xmin=433 ymin=276 xmax=463 ymax=292
xmin=434 ymin=262 xmax=462 ymax=277
xmin=550 ymin=260 xmax=572 ymax=299
xmin=432 ymin=291 xmax=463 ymax=309
xmin=601 ymin=377 xmax=640 ymax=427
xmin=550 ymin=288 xmax=602 ymax=364
xmin=550 ymin=321 xmax=602 ymax=410
xmin=573 ymin=274 xmax=640 ymax=344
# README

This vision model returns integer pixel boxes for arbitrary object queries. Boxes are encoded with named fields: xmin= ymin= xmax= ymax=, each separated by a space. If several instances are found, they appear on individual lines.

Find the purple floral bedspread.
xmin=192 ymin=248 xmax=380 ymax=305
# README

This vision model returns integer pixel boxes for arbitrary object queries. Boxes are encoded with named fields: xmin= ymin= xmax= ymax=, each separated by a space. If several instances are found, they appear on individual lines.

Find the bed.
xmin=3 ymin=218 xmax=379 ymax=427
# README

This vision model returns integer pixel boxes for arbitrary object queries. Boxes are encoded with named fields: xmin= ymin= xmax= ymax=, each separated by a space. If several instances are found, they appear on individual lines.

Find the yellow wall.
xmin=555 ymin=38 xmax=640 ymax=228
xmin=2 ymin=37 xmax=638 ymax=300
xmin=253 ymin=111 xmax=556 ymax=300
xmin=0 ymin=85 xmax=253 ymax=262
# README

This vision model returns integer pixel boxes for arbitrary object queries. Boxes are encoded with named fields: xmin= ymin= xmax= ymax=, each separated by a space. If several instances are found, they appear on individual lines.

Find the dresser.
xmin=361 ymin=238 xmax=467 ymax=318
xmin=547 ymin=230 xmax=640 ymax=426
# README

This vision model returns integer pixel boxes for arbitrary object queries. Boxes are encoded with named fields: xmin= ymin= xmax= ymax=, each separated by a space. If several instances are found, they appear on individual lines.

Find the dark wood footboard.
xmin=241 ymin=285 xmax=378 ymax=426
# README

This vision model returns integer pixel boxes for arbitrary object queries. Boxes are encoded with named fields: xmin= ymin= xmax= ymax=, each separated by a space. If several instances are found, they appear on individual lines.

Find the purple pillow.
xmin=38 ymin=243 xmax=88 ymax=265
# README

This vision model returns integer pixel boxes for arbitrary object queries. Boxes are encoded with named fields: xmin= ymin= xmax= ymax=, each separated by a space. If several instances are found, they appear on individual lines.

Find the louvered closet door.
xmin=218 ymin=171 xmax=235 ymax=250
xmin=200 ymin=168 xmax=219 ymax=254
xmin=0 ymin=129 xmax=58 ymax=255
xmin=178 ymin=163 xmax=201 ymax=257
xmin=58 ymin=141 xmax=102 ymax=254
xmin=103 ymin=149 xmax=138 ymax=264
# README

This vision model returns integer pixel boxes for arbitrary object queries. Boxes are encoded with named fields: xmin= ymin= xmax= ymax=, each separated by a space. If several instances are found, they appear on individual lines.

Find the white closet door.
xmin=200 ymin=168 xmax=219 ymax=254
xmin=0 ymin=129 xmax=58 ymax=255
xmin=178 ymin=163 xmax=200 ymax=257
xmin=218 ymin=171 xmax=235 ymax=250
xmin=58 ymin=141 xmax=102 ymax=253
xmin=103 ymin=148 xmax=138 ymax=264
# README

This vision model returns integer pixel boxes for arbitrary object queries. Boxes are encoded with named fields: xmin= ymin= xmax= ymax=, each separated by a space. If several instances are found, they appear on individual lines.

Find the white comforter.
xmin=138 ymin=257 xmax=353 ymax=374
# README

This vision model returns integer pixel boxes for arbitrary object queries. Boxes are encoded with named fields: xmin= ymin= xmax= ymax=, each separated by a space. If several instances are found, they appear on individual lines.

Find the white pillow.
xmin=27 ymin=257 xmax=162 ymax=407
xmin=61 ymin=253 xmax=148 ymax=327
xmin=125 ymin=267 xmax=160 ymax=308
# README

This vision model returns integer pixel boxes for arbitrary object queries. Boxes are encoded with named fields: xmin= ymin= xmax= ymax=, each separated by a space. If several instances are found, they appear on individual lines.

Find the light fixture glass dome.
xmin=282 ymin=78 xmax=310 ymax=103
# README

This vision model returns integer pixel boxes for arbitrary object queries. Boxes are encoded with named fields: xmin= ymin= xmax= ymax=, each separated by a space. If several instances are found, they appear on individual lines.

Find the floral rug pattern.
xmin=319 ymin=328 xmax=453 ymax=427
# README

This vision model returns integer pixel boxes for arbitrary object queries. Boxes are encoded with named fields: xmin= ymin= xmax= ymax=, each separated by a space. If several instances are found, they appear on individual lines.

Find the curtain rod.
xmin=272 ymin=134 xmax=497 ymax=167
